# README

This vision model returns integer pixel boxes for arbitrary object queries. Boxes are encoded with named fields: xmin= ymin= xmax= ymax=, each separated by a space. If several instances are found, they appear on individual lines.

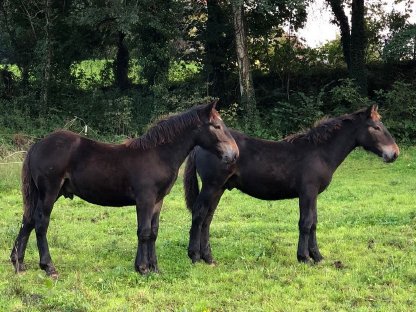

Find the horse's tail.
xmin=21 ymin=145 xmax=38 ymax=223
xmin=184 ymin=148 xmax=199 ymax=212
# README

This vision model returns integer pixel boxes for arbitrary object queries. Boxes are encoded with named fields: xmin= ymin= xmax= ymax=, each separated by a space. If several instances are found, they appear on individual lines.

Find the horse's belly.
xmin=240 ymin=187 xmax=297 ymax=200
xmin=233 ymin=176 xmax=298 ymax=200
xmin=67 ymin=178 xmax=136 ymax=207
xmin=74 ymin=190 xmax=136 ymax=207
xmin=77 ymin=193 xmax=136 ymax=207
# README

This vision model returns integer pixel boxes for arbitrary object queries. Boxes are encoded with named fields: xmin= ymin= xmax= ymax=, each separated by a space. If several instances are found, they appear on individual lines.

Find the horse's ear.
xmin=201 ymin=99 xmax=219 ymax=122
xmin=208 ymin=99 xmax=218 ymax=111
xmin=366 ymin=104 xmax=380 ymax=121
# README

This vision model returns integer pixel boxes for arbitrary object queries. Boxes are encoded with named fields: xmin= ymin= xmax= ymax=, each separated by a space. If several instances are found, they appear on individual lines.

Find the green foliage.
xmin=168 ymin=61 xmax=201 ymax=83
xmin=0 ymin=148 xmax=415 ymax=310
xmin=70 ymin=60 xmax=114 ymax=89
xmin=0 ymin=65 xmax=21 ymax=78
xmin=383 ymin=25 xmax=416 ymax=61
xmin=329 ymin=78 xmax=371 ymax=113
xmin=0 ymin=0 xmax=415 ymax=145
xmin=375 ymin=81 xmax=416 ymax=142
xmin=266 ymin=89 xmax=325 ymax=138
xmin=317 ymin=38 xmax=345 ymax=68
xmin=219 ymin=102 xmax=243 ymax=130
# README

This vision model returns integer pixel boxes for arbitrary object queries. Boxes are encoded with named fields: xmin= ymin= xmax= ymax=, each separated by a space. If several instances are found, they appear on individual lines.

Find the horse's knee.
xmin=298 ymin=225 xmax=312 ymax=235
xmin=150 ymin=226 xmax=158 ymax=240
xmin=34 ymin=217 xmax=50 ymax=234
xmin=138 ymin=227 xmax=151 ymax=241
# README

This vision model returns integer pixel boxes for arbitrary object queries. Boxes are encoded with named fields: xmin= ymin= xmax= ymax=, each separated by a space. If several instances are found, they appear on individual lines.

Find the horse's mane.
xmin=125 ymin=107 xmax=202 ymax=150
xmin=284 ymin=108 xmax=370 ymax=144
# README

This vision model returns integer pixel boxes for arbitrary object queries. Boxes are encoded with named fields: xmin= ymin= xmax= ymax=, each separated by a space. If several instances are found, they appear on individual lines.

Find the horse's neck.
xmin=323 ymin=124 xmax=357 ymax=170
xmin=157 ymin=130 xmax=197 ymax=169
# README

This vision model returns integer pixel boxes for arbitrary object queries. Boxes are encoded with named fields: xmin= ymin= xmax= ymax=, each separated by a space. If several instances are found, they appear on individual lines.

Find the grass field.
xmin=0 ymin=147 xmax=415 ymax=311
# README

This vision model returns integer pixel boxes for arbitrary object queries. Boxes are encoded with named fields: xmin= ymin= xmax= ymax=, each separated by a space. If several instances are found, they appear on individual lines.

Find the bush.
xmin=375 ymin=81 xmax=416 ymax=142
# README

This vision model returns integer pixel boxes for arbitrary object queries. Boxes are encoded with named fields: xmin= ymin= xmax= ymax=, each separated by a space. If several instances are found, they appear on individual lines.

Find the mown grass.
xmin=0 ymin=147 xmax=415 ymax=311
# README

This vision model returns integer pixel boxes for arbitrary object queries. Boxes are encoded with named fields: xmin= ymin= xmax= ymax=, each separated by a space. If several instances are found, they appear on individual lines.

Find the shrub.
xmin=375 ymin=81 xmax=416 ymax=142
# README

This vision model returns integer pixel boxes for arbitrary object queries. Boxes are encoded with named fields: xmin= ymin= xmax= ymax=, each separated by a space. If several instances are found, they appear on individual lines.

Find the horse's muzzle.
xmin=382 ymin=144 xmax=400 ymax=163
xmin=220 ymin=145 xmax=238 ymax=164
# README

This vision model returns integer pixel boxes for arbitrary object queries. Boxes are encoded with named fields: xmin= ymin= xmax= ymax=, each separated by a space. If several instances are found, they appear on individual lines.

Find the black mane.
xmin=126 ymin=107 xmax=202 ymax=150
xmin=284 ymin=109 xmax=366 ymax=144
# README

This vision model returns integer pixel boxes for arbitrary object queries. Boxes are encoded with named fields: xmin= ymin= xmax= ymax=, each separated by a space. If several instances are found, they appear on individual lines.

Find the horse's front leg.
xmin=297 ymin=188 xmax=320 ymax=263
xmin=135 ymin=196 xmax=156 ymax=275
xmin=308 ymin=221 xmax=323 ymax=262
xmin=148 ymin=200 xmax=162 ymax=273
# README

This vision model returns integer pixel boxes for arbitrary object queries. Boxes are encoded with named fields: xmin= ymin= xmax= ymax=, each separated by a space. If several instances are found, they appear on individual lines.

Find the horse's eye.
xmin=373 ymin=126 xmax=381 ymax=131
xmin=211 ymin=124 xmax=221 ymax=130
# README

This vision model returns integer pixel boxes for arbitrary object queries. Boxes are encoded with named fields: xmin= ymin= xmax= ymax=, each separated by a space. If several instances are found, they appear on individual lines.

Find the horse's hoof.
xmin=13 ymin=262 xmax=26 ymax=274
xmin=201 ymin=254 xmax=215 ymax=265
xmin=136 ymin=265 xmax=150 ymax=275
xmin=45 ymin=265 xmax=59 ymax=279
xmin=149 ymin=264 xmax=159 ymax=273
xmin=297 ymin=254 xmax=313 ymax=264
xmin=309 ymin=249 xmax=324 ymax=263
xmin=312 ymin=254 xmax=324 ymax=263
xmin=188 ymin=251 xmax=201 ymax=264
xmin=49 ymin=271 xmax=59 ymax=279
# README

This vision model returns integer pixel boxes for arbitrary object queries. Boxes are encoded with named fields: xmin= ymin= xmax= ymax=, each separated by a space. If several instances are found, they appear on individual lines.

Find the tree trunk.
xmin=350 ymin=0 xmax=367 ymax=95
xmin=205 ymin=0 xmax=230 ymax=102
xmin=115 ymin=31 xmax=130 ymax=90
xmin=327 ymin=0 xmax=351 ymax=68
xmin=43 ymin=0 xmax=52 ymax=110
xmin=232 ymin=0 xmax=256 ymax=129
xmin=327 ymin=0 xmax=367 ymax=95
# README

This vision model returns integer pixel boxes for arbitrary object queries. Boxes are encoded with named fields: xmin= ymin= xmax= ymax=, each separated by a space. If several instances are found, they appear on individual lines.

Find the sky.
xmin=297 ymin=0 xmax=416 ymax=48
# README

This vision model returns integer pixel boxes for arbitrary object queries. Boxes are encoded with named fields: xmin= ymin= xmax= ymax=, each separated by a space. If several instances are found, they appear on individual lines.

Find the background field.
xmin=0 ymin=148 xmax=415 ymax=311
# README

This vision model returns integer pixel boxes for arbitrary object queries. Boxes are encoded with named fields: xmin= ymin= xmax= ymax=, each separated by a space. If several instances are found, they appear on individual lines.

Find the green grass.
xmin=0 ymin=148 xmax=415 ymax=311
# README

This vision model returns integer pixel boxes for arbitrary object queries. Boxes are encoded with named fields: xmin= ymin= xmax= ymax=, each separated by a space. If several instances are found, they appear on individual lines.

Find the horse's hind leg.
xmin=200 ymin=188 xmax=224 ymax=264
xmin=10 ymin=219 xmax=35 ymax=273
xmin=34 ymin=184 xmax=61 ymax=277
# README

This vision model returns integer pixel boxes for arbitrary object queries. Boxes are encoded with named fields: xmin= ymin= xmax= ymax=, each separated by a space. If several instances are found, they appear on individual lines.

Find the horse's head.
xmin=356 ymin=104 xmax=399 ymax=163
xmin=196 ymin=100 xmax=239 ymax=164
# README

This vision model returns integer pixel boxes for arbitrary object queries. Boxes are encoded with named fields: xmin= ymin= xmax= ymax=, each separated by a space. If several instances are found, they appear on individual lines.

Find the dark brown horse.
xmin=184 ymin=105 xmax=399 ymax=264
xmin=10 ymin=101 xmax=239 ymax=277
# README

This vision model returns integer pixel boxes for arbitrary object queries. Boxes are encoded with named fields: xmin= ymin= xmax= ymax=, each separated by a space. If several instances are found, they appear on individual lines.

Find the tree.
xmin=383 ymin=24 xmax=416 ymax=61
xmin=0 ymin=0 xmax=39 ymax=88
xmin=361 ymin=1 xmax=412 ymax=64
xmin=327 ymin=0 xmax=367 ymax=95
xmin=204 ymin=0 xmax=234 ymax=103
xmin=232 ymin=0 xmax=257 ymax=128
